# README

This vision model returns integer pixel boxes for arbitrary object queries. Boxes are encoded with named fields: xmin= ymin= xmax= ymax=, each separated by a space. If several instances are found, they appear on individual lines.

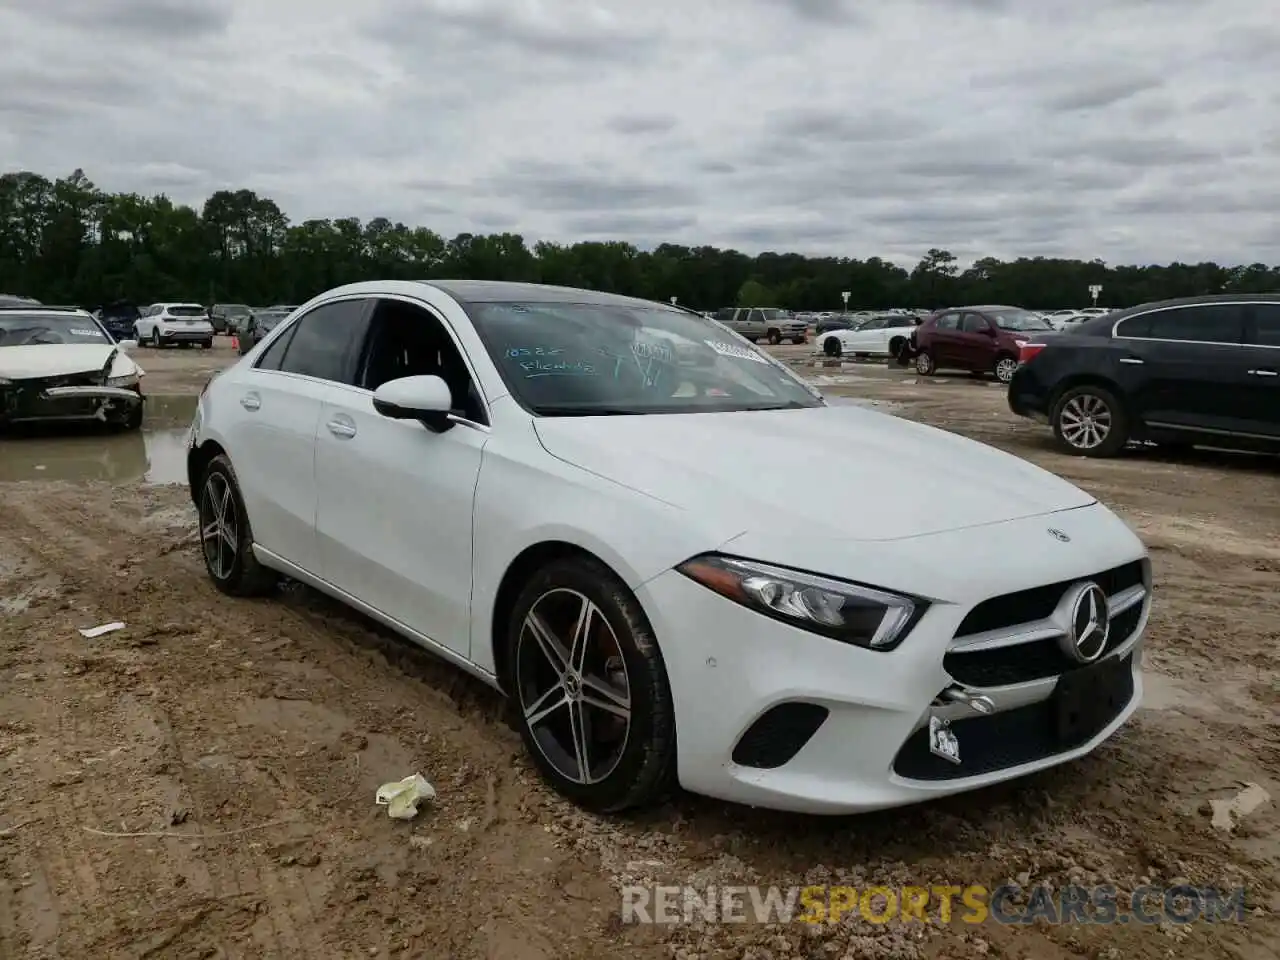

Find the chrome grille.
xmin=944 ymin=560 xmax=1149 ymax=688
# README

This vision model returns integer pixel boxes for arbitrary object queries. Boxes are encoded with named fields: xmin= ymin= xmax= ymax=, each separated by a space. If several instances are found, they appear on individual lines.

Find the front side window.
xmin=960 ymin=313 xmax=989 ymax=333
xmin=466 ymin=301 xmax=823 ymax=416
xmin=272 ymin=300 xmax=368 ymax=382
xmin=0 ymin=313 xmax=110 ymax=346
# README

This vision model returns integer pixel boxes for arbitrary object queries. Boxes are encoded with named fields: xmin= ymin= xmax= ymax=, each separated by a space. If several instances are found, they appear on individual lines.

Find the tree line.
xmin=2 ymin=169 xmax=1277 ymax=312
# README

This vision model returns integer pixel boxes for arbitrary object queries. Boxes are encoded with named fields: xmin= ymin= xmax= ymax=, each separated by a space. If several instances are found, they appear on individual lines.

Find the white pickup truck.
xmin=715 ymin=307 xmax=807 ymax=344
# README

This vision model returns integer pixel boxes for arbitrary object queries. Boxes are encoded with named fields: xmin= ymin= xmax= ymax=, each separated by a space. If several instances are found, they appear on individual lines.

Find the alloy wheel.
xmin=200 ymin=472 xmax=239 ymax=580
xmin=916 ymin=352 xmax=933 ymax=374
xmin=1059 ymin=394 xmax=1112 ymax=450
xmin=996 ymin=358 xmax=1017 ymax=383
xmin=515 ymin=588 xmax=632 ymax=785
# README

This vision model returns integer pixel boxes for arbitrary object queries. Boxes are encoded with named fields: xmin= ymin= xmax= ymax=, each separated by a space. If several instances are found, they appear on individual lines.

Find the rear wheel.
xmin=506 ymin=556 xmax=675 ymax=813
xmin=915 ymin=350 xmax=936 ymax=375
xmin=994 ymin=355 xmax=1018 ymax=384
xmin=1051 ymin=385 xmax=1130 ymax=457
xmin=198 ymin=454 xmax=278 ymax=596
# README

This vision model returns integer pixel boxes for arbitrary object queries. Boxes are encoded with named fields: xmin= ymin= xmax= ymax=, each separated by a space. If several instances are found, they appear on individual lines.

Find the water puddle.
xmin=0 ymin=395 xmax=196 ymax=485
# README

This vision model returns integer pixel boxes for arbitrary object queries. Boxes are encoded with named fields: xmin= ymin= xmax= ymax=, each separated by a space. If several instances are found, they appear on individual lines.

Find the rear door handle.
xmin=240 ymin=393 xmax=261 ymax=411
xmin=1248 ymin=368 xmax=1278 ymax=377
xmin=326 ymin=415 xmax=357 ymax=438
xmin=1118 ymin=358 xmax=1144 ymax=365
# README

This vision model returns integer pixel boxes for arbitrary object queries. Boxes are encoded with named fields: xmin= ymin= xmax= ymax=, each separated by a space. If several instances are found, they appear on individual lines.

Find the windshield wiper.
xmin=534 ymin=405 xmax=640 ymax=417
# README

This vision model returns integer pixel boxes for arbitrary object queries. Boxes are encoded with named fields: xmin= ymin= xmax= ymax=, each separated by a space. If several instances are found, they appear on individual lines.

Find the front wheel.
xmin=994 ymin=355 xmax=1018 ymax=384
xmin=506 ymin=556 xmax=675 ymax=813
xmin=198 ymin=454 xmax=279 ymax=596
xmin=915 ymin=350 xmax=936 ymax=375
xmin=1051 ymin=385 xmax=1130 ymax=457
xmin=150 ymin=329 xmax=162 ymax=348
xmin=823 ymin=337 xmax=842 ymax=358
xmin=202 ymin=339 xmax=214 ymax=349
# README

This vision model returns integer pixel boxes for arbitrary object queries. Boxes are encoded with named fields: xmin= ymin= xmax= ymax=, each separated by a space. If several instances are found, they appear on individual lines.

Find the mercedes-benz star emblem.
xmin=1047 ymin=528 xmax=1071 ymax=542
xmin=1059 ymin=582 xmax=1110 ymax=663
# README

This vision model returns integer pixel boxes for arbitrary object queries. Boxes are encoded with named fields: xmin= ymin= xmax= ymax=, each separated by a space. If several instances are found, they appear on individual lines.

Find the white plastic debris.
xmin=79 ymin=622 xmax=126 ymax=639
xmin=1209 ymin=783 xmax=1270 ymax=832
xmin=375 ymin=773 xmax=436 ymax=820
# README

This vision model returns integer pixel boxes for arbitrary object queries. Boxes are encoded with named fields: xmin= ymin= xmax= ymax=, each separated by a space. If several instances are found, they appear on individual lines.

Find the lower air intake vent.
xmin=731 ymin=702 xmax=829 ymax=769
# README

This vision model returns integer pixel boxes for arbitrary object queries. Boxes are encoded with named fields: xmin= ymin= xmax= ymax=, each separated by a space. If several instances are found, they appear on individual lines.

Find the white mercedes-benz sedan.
xmin=186 ymin=280 xmax=1150 ymax=814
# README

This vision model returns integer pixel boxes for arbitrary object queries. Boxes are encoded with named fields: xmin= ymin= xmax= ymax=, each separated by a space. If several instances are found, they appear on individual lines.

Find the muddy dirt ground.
xmin=2 ymin=341 xmax=1279 ymax=959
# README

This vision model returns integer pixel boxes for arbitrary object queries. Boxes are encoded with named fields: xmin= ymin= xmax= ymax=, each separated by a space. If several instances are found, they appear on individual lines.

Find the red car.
xmin=912 ymin=305 xmax=1055 ymax=383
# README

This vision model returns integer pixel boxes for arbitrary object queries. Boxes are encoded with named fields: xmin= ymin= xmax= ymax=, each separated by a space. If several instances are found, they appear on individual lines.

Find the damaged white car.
xmin=0 ymin=306 xmax=145 ymax=430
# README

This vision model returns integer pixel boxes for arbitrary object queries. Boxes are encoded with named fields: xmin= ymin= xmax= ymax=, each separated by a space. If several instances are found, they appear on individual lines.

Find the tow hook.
xmin=935 ymin=687 xmax=996 ymax=715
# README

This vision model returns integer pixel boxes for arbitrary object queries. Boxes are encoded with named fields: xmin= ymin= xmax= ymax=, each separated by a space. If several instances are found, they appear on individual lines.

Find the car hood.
xmin=0 ymin=344 xmax=140 ymax=380
xmin=533 ymin=403 xmax=1095 ymax=541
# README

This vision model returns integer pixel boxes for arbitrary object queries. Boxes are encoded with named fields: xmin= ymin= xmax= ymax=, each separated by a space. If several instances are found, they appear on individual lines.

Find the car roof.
xmin=420 ymin=279 xmax=677 ymax=310
xmin=0 ymin=305 xmax=92 ymax=317
xmin=1074 ymin=293 xmax=1280 ymax=334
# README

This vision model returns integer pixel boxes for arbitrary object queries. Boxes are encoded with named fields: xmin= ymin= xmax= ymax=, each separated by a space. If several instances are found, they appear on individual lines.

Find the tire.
xmin=889 ymin=336 xmax=906 ymax=360
xmin=915 ymin=350 xmax=936 ymax=375
xmin=197 ymin=454 xmax=278 ymax=597
xmin=1051 ymin=385 xmax=1130 ymax=457
xmin=823 ymin=337 xmax=842 ymax=358
xmin=118 ymin=403 xmax=143 ymax=431
xmin=150 ymin=329 xmax=162 ymax=348
xmin=505 ymin=556 xmax=675 ymax=813
xmin=791 ymin=337 xmax=806 ymax=345
xmin=767 ymin=328 xmax=782 ymax=345
xmin=202 ymin=339 xmax=214 ymax=349
xmin=994 ymin=355 xmax=1018 ymax=384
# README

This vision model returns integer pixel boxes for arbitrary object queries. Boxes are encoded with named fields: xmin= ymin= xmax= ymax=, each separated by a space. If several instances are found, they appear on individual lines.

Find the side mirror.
xmin=118 ymin=339 xmax=138 ymax=352
xmin=372 ymin=375 xmax=454 ymax=432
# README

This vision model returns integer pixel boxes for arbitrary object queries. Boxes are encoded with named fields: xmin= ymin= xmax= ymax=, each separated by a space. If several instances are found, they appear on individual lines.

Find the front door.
xmin=313 ymin=297 xmax=488 ymax=657
xmin=957 ymin=312 xmax=997 ymax=371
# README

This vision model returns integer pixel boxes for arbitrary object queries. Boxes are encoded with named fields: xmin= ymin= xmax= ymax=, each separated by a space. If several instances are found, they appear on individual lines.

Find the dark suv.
xmin=1008 ymin=295 xmax=1280 ymax=457
xmin=913 ymin=306 xmax=1054 ymax=383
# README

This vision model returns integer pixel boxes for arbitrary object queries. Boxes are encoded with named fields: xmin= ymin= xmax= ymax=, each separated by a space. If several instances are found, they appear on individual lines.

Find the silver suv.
xmin=717 ymin=308 xmax=807 ymax=344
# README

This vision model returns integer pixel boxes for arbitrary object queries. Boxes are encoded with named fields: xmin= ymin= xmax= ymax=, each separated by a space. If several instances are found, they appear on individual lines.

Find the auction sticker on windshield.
xmin=704 ymin=339 xmax=769 ymax=363
xmin=70 ymin=328 xmax=106 ymax=338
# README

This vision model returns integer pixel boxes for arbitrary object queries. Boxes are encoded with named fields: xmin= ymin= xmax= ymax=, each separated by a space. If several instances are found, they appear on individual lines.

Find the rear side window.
xmin=1248 ymin=303 xmax=1280 ymax=347
xmin=1123 ymin=305 xmax=1244 ymax=344
xmin=273 ymin=300 xmax=369 ymax=382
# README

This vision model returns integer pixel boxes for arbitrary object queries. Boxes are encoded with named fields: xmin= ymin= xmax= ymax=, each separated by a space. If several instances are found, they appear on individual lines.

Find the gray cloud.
xmin=606 ymin=114 xmax=678 ymax=136
xmin=0 ymin=0 xmax=1275 ymax=267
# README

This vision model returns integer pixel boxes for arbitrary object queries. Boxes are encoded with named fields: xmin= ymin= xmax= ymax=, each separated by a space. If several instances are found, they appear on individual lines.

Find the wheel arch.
xmin=1047 ymin=373 xmax=1128 ymax=419
xmin=187 ymin=439 xmax=226 ymax=506
xmin=489 ymin=539 xmax=637 ymax=695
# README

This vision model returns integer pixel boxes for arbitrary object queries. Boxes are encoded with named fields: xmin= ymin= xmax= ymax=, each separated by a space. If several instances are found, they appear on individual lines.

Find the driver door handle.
xmin=1248 ymin=368 xmax=1278 ymax=377
xmin=1118 ymin=357 xmax=1143 ymax=365
xmin=240 ymin=393 xmax=261 ymax=411
xmin=326 ymin=415 xmax=357 ymax=438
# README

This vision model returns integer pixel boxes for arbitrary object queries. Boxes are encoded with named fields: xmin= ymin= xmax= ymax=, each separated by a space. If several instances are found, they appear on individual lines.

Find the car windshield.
xmin=0 ymin=313 xmax=108 ymax=346
xmin=467 ymin=301 xmax=825 ymax=416
xmin=168 ymin=305 xmax=206 ymax=317
xmin=988 ymin=308 xmax=1052 ymax=331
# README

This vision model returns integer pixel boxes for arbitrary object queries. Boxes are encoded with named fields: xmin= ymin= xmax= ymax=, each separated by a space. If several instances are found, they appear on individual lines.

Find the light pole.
xmin=841 ymin=291 xmax=850 ymax=312
xmin=670 ymin=296 xmax=677 ymax=306
xmin=1088 ymin=284 xmax=1102 ymax=307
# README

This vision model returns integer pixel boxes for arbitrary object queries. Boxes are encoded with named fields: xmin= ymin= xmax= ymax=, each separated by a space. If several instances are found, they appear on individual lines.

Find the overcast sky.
xmin=2 ymin=0 xmax=1278 ymax=266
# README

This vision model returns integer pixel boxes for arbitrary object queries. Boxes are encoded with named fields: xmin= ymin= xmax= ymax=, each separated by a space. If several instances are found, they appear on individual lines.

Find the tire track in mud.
xmin=0 ymin=487 xmax=630 ymax=958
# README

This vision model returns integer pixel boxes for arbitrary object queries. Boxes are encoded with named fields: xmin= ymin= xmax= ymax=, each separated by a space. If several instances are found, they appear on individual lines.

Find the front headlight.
xmin=677 ymin=554 xmax=926 ymax=650
xmin=107 ymin=373 xmax=139 ymax=388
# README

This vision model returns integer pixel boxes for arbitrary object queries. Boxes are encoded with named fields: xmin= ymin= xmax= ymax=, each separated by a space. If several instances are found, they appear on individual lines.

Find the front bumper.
xmin=637 ymin=513 xmax=1149 ymax=814
xmin=1 ymin=383 xmax=143 ymax=424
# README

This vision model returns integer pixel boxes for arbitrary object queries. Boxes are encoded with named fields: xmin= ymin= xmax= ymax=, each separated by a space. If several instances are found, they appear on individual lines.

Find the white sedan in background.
xmin=815 ymin=313 xmax=918 ymax=360
xmin=188 ymin=280 xmax=1150 ymax=815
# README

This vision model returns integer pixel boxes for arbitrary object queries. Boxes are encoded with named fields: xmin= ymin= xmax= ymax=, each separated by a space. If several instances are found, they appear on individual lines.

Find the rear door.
xmin=1116 ymin=303 xmax=1250 ymax=435
xmin=232 ymin=298 xmax=371 ymax=569
xmin=928 ymin=311 xmax=962 ymax=364
xmin=1242 ymin=301 xmax=1280 ymax=438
